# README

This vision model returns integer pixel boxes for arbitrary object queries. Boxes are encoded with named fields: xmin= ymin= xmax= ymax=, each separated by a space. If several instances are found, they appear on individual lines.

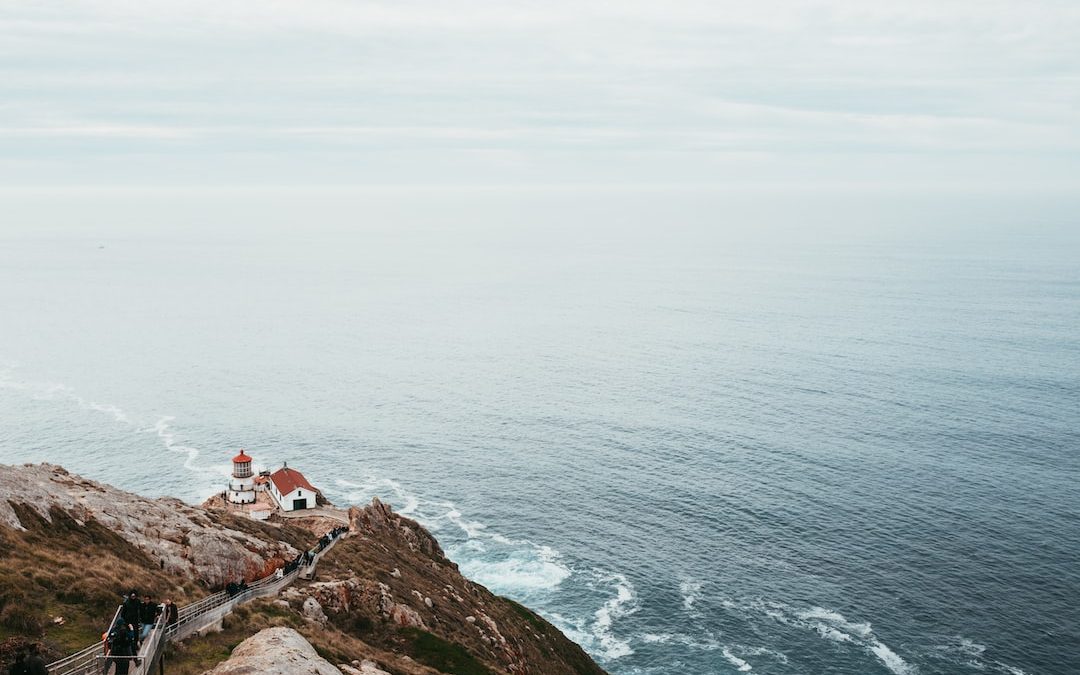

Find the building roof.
xmin=233 ymin=449 xmax=252 ymax=464
xmin=270 ymin=466 xmax=317 ymax=496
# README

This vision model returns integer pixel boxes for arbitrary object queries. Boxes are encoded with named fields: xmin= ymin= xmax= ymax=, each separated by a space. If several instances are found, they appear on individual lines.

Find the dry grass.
xmin=0 ymin=502 xmax=208 ymax=662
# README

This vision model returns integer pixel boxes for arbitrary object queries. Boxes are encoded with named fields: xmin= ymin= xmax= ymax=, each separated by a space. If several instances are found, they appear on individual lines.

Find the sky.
xmin=1 ymin=0 xmax=1079 ymax=192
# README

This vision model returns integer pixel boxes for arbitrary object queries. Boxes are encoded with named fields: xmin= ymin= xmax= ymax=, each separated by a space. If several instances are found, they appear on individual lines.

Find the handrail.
xmin=44 ymin=605 xmax=122 ymax=675
xmin=48 ymin=527 xmax=349 ymax=675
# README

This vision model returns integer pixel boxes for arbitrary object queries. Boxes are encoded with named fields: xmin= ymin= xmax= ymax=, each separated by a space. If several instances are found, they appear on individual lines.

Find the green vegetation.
xmin=497 ymin=598 xmax=605 ymax=675
xmin=503 ymin=598 xmax=549 ymax=632
xmin=401 ymin=628 xmax=493 ymax=675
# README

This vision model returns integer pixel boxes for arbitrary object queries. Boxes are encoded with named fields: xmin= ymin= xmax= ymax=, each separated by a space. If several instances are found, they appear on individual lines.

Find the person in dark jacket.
xmin=107 ymin=623 xmax=137 ymax=675
xmin=120 ymin=590 xmax=142 ymax=648
xmin=6 ymin=650 xmax=27 ymax=675
xmin=163 ymin=599 xmax=179 ymax=627
xmin=22 ymin=644 xmax=47 ymax=675
xmin=139 ymin=595 xmax=160 ymax=641
xmin=121 ymin=591 xmax=141 ymax=626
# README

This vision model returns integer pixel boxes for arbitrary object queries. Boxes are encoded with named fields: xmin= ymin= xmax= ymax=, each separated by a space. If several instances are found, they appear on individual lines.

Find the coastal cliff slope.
xmin=0 ymin=463 xmax=606 ymax=675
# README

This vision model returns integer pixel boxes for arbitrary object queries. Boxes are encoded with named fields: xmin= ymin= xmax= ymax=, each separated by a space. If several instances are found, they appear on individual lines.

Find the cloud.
xmin=0 ymin=0 xmax=1078 ymax=187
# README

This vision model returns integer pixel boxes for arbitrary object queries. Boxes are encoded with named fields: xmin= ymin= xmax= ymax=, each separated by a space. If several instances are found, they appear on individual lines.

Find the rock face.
xmin=313 ymin=499 xmax=607 ymax=675
xmin=349 ymin=497 xmax=444 ymax=559
xmin=0 ymin=464 xmax=608 ymax=675
xmin=203 ymin=627 xmax=343 ymax=675
xmin=0 ymin=463 xmax=299 ymax=587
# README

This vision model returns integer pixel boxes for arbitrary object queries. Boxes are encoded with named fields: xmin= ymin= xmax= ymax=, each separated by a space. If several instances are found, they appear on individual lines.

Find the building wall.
xmin=227 ymin=488 xmax=256 ymax=504
xmin=274 ymin=486 xmax=317 ymax=511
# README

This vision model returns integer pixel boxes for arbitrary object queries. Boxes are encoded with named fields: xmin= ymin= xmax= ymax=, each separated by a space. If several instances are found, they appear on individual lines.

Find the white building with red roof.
xmin=267 ymin=462 xmax=319 ymax=512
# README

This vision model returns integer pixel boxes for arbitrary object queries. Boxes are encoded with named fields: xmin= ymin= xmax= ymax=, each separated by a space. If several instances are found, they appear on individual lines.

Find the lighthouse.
xmin=227 ymin=449 xmax=256 ymax=505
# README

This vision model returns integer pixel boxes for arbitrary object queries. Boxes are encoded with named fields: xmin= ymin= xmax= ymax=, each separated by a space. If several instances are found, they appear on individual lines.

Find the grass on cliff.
xmin=500 ymin=599 xmax=604 ymax=675
xmin=0 ymin=502 xmax=207 ymax=659
xmin=398 ymin=628 xmax=493 ymax=675
xmin=163 ymin=601 xmax=409 ymax=675
xmin=205 ymin=510 xmax=314 ymax=553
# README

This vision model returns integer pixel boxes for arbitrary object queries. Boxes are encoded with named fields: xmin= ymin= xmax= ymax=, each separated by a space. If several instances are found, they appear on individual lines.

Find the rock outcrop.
xmin=0 ymin=463 xmax=300 ymax=587
xmin=348 ymin=497 xmax=444 ymax=559
xmin=308 ymin=498 xmax=607 ymax=675
xmin=0 ymin=463 xmax=607 ymax=675
xmin=203 ymin=627 xmax=343 ymax=675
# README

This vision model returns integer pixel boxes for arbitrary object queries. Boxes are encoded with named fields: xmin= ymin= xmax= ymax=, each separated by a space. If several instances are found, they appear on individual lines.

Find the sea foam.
xmin=722 ymin=647 xmax=753 ymax=671
xmin=749 ymin=600 xmax=917 ymax=675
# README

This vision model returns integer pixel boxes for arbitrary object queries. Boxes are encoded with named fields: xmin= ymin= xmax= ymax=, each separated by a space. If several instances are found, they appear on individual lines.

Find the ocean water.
xmin=1 ymin=189 xmax=1078 ymax=674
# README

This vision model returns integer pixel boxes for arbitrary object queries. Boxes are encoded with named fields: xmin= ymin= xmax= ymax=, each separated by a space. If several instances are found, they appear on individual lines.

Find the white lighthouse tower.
xmin=227 ymin=449 xmax=256 ymax=505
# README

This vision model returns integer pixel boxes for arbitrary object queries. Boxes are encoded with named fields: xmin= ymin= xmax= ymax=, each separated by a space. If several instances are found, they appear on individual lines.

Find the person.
xmin=139 ymin=595 xmax=160 ymax=641
xmin=106 ymin=622 xmax=137 ymax=675
xmin=120 ymin=591 xmax=141 ymax=641
xmin=6 ymin=650 xmax=27 ymax=675
xmin=23 ymin=645 xmax=47 ymax=675
xmin=163 ymin=599 xmax=178 ymax=627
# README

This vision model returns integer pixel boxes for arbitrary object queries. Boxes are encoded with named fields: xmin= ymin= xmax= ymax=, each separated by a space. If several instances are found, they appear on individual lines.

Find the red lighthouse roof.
xmin=232 ymin=449 xmax=252 ymax=464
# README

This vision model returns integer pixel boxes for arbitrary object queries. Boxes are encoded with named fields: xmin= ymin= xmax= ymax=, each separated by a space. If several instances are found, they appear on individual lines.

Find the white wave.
xmin=591 ymin=572 xmax=638 ymax=660
xmin=0 ymin=369 xmax=133 ymax=425
xmin=722 ymin=647 xmax=753 ymax=671
xmin=679 ymin=578 xmax=703 ymax=615
xmin=153 ymin=416 xmax=202 ymax=471
xmin=934 ymin=637 xmax=1028 ymax=675
xmin=815 ymin=624 xmax=854 ymax=643
xmin=798 ymin=607 xmax=873 ymax=638
xmin=338 ymin=474 xmax=576 ymax=596
xmin=736 ymin=646 xmax=789 ymax=664
xmin=635 ymin=632 xmax=722 ymax=651
xmin=453 ymin=544 xmax=571 ymax=594
xmin=957 ymin=638 xmax=987 ymax=657
xmin=337 ymin=476 xmax=422 ymax=517
xmin=444 ymin=508 xmax=487 ymax=538
xmin=640 ymin=633 xmax=675 ymax=644
xmin=869 ymin=639 xmax=916 ymax=675
xmin=748 ymin=600 xmax=916 ymax=674
xmin=337 ymin=473 xmax=638 ymax=663
xmin=542 ymin=571 xmax=639 ymax=662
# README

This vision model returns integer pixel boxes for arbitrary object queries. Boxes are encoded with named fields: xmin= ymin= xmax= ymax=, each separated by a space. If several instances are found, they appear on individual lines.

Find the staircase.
xmin=46 ymin=530 xmax=347 ymax=675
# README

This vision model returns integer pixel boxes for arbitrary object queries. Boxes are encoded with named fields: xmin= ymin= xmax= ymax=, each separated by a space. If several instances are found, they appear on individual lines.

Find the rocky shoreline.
xmin=0 ymin=463 xmax=606 ymax=675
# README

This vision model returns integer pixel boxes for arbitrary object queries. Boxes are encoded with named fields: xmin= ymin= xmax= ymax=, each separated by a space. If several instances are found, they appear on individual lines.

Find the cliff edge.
xmin=0 ymin=463 xmax=606 ymax=675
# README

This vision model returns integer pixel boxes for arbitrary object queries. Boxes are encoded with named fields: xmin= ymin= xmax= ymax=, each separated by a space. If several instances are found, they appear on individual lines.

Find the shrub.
xmin=401 ymin=628 xmax=492 ymax=675
xmin=0 ymin=595 xmax=42 ymax=634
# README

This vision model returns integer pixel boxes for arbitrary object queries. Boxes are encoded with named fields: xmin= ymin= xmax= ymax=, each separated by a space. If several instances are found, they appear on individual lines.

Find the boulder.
xmin=338 ymin=662 xmax=391 ymax=675
xmin=303 ymin=596 xmax=328 ymax=623
xmin=388 ymin=603 xmax=426 ymax=629
xmin=202 ymin=627 xmax=342 ymax=675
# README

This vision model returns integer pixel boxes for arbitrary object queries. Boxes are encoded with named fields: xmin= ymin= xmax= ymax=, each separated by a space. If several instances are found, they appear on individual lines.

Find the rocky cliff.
xmin=0 ymin=463 xmax=606 ymax=675
xmin=0 ymin=463 xmax=307 ymax=587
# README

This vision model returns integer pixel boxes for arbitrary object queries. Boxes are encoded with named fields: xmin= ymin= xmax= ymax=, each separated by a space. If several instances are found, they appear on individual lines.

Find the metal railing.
xmin=46 ymin=530 xmax=347 ymax=675
xmin=42 ymin=606 xmax=122 ymax=675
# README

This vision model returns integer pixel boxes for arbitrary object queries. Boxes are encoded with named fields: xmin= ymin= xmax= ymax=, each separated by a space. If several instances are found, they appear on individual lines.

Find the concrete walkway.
xmin=276 ymin=507 xmax=351 ymax=524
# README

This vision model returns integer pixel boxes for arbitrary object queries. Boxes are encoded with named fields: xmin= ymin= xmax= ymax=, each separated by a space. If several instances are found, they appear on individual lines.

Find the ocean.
xmin=1 ymin=188 xmax=1078 ymax=674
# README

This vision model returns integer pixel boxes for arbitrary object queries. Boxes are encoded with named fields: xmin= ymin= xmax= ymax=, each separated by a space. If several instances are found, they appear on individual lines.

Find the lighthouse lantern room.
xmin=227 ymin=449 xmax=256 ymax=505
